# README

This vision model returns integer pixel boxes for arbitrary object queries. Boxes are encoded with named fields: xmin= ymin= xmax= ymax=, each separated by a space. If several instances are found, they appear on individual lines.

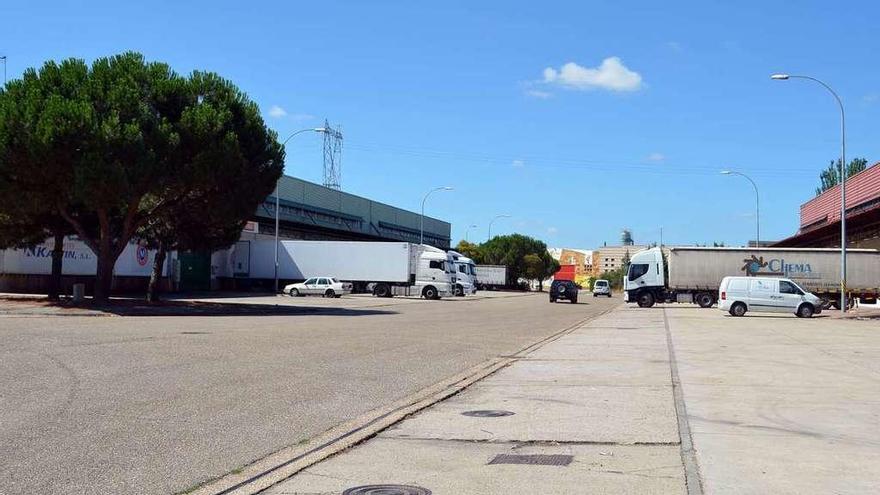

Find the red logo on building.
xmin=136 ymin=245 xmax=149 ymax=266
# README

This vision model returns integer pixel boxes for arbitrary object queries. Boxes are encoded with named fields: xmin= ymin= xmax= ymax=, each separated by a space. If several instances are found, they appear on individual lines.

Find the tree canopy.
xmin=455 ymin=234 xmax=559 ymax=289
xmin=816 ymin=157 xmax=868 ymax=195
xmin=0 ymin=52 xmax=284 ymax=303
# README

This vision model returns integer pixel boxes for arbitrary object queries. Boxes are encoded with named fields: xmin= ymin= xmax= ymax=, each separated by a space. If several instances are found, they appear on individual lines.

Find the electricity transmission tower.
xmin=322 ymin=119 xmax=343 ymax=190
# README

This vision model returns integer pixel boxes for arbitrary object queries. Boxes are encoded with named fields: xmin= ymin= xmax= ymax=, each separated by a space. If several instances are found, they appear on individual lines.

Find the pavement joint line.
xmin=188 ymin=302 xmax=620 ymax=495
xmin=378 ymin=436 xmax=682 ymax=447
xmin=663 ymin=308 xmax=704 ymax=495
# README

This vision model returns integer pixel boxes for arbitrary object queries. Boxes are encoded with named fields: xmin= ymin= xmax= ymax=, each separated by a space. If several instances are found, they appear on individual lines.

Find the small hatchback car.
xmin=593 ymin=279 xmax=611 ymax=297
xmin=550 ymin=280 xmax=579 ymax=304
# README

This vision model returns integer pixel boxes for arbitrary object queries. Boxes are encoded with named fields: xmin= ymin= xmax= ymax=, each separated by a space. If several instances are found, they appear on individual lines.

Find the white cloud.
xmin=268 ymin=105 xmax=287 ymax=118
xmin=863 ymin=93 xmax=879 ymax=104
xmin=525 ymin=89 xmax=552 ymax=99
xmin=647 ymin=152 xmax=665 ymax=162
xmin=512 ymin=159 xmax=525 ymax=168
xmin=665 ymin=41 xmax=683 ymax=53
xmin=547 ymin=226 xmax=558 ymax=235
xmin=542 ymin=57 xmax=643 ymax=92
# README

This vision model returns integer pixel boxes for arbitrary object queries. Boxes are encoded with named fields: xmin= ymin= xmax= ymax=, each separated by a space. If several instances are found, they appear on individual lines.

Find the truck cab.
xmin=623 ymin=247 xmax=666 ymax=307
xmin=418 ymin=245 xmax=455 ymax=299
xmin=448 ymin=250 xmax=478 ymax=296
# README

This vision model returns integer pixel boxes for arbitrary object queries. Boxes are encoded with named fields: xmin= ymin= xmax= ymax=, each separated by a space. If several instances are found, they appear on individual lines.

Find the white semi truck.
xmin=624 ymin=246 xmax=880 ymax=309
xmin=474 ymin=264 xmax=508 ymax=290
xmin=448 ymin=250 xmax=477 ymax=296
xmin=230 ymin=240 xmax=454 ymax=299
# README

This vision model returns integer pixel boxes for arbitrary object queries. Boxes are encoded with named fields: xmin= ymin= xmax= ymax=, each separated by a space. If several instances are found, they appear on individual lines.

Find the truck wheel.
xmin=325 ymin=289 xmax=336 ymax=298
xmin=454 ymin=284 xmax=464 ymax=297
xmin=796 ymin=303 xmax=814 ymax=319
xmin=289 ymin=288 xmax=299 ymax=297
xmin=550 ymin=297 xmax=556 ymax=303
xmin=423 ymin=286 xmax=438 ymax=300
xmin=729 ymin=302 xmax=747 ymax=317
xmin=571 ymin=297 xmax=578 ymax=304
xmin=696 ymin=292 xmax=714 ymax=308
xmin=637 ymin=292 xmax=655 ymax=308
xmin=373 ymin=284 xmax=392 ymax=298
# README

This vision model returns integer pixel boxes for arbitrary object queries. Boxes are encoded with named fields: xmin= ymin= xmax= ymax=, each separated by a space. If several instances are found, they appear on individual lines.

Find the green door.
xmin=179 ymin=252 xmax=211 ymax=292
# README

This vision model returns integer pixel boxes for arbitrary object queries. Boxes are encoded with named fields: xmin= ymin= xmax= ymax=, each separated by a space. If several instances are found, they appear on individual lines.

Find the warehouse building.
xmin=775 ymin=162 xmax=880 ymax=249
xmin=199 ymin=175 xmax=451 ymax=290
xmin=0 ymin=175 xmax=452 ymax=293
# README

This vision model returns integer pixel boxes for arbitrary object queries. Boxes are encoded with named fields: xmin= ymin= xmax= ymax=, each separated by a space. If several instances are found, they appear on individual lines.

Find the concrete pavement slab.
xmin=265 ymin=438 xmax=687 ymax=495
xmin=526 ymin=341 xmax=670 ymax=361
xmin=665 ymin=305 xmax=880 ymax=495
xmin=382 ymin=382 xmax=679 ymax=444
xmin=485 ymin=358 xmax=673 ymax=387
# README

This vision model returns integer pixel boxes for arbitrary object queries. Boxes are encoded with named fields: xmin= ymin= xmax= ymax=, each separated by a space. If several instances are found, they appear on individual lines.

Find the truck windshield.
xmin=628 ymin=263 xmax=649 ymax=281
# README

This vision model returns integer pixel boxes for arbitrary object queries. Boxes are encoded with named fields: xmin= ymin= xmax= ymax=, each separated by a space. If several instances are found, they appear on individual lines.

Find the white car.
xmin=284 ymin=277 xmax=352 ymax=298
xmin=592 ymin=279 xmax=612 ymax=297
xmin=718 ymin=276 xmax=822 ymax=318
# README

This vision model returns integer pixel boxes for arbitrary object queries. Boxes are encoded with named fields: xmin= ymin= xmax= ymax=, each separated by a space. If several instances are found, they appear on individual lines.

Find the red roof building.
xmin=775 ymin=162 xmax=880 ymax=249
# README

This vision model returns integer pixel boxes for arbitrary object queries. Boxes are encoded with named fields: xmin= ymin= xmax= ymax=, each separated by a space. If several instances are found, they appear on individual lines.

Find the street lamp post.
xmin=465 ymin=224 xmax=478 ymax=242
xmin=721 ymin=170 xmax=760 ymax=246
xmin=488 ymin=214 xmax=511 ymax=240
xmin=772 ymin=73 xmax=847 ymax=311
xmin=420 ymin=187 xmax=453 ymax=245
xmin=274 ymin=127 xmax=328 ymax=294
xmin=1 ymin=56 xmax=7 ymax=85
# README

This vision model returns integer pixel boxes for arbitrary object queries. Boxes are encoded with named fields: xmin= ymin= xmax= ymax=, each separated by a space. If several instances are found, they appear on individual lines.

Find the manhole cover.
xmin=488 ymin=454 xmax=573 ymax=466
xmin=461 ymin=410 xmax=515 ymax=418
xmin=180 ymin=331 xmax=210 ymax=335
xmin=342 ymin=485 xmax=431 ymax=495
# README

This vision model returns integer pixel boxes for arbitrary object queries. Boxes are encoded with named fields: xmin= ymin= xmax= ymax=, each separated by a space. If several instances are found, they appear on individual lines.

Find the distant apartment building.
xmin=548 ymin=248 xmax=593 ymax=281
xmin=592 ymin=245 xmax=646 ymax=276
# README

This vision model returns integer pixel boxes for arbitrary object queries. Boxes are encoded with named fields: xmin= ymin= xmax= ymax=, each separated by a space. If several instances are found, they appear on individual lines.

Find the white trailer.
xmin=226 ymin=240 xmax=453 ymax=298
xmin=475 ymin=265 xmax=507 ymax=290
xmin=0 ymin=237 xmax=170 ymax=277
xmin=624 ymin=246 xmax=880 ymax=309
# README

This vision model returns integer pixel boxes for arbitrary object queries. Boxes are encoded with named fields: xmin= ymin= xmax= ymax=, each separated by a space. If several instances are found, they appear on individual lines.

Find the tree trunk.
xmin=147 ymin=243 xmax=166 ymax=303
xmin=48 ymin=231 xmax=65 ymax=301
xmin=93 ymin=239 xmax=115 ymax=305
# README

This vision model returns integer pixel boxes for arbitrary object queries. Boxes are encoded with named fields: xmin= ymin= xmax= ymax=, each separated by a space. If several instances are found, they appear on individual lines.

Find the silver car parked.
xmin=284 ymin=277 xmax=352 ymax=298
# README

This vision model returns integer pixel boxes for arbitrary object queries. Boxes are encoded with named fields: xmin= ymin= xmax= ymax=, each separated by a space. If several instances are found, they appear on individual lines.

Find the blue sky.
xmin=3 ymin=1 xmax=878 ymax=248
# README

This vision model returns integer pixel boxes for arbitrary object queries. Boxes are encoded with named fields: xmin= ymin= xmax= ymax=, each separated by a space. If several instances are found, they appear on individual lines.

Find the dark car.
xmin=550 ymin=280 xmax=579 ymax=304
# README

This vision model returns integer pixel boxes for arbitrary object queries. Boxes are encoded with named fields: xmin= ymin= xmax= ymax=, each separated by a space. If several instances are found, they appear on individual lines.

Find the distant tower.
xmin=322 ymin=119 xmax=343 ymax=190
xmin=621 ymin=229 xmax=634 ymax=246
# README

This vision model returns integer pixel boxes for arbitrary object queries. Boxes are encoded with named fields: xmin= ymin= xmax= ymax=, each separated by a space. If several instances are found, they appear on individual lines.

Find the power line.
xmin=343 ymin=140 xmax=819 ymax=178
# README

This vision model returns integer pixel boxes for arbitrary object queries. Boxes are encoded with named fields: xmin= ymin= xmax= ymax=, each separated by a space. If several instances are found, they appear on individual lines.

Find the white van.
xmin=718 ymin=276 xmax=823 ymax=318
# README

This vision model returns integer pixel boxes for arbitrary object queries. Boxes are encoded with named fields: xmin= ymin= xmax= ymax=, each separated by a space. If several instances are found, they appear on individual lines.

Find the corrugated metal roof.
xmin=801 ymin=163 xmax=880 ymax=228
xmin=256 ymin=175 xmax=452 ymax=245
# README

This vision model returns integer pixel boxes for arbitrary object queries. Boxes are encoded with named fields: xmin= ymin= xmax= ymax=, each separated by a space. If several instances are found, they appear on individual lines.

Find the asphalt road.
xmin=0 ymin=291 xmax=618 ymax=495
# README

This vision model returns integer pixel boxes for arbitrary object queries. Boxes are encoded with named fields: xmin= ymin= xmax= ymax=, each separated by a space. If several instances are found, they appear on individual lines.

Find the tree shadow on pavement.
xmin=0 ymin=297 xmax=397 ymax=317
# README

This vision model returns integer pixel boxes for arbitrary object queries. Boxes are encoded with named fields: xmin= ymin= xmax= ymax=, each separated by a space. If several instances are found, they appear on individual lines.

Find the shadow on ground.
xmin=0 ymin=297 xmax=397 ymax=317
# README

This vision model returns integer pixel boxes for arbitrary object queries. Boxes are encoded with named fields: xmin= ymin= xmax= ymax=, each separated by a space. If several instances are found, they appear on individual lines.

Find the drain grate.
xmin=488 ymin=454 xmax=573 ymax=466
xmin=342 ymin=485 xmax=431 ymax=495
xmin=180 ymin=331 xmax=210 ymax=335
xmin=461 ymin=410 xmax=515 ymax=418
